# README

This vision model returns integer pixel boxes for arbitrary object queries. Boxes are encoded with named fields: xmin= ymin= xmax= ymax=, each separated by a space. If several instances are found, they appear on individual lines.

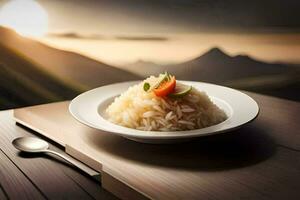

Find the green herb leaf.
xmin=143 ymin=82 xmax=150 ymax=91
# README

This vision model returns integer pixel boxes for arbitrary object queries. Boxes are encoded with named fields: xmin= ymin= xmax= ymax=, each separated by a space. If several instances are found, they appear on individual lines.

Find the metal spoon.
xmin=12 ymin=137 xmax=100 ymax=182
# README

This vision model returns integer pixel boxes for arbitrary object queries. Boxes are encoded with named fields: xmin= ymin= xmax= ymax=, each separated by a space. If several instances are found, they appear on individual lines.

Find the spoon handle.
xmin=43 ymin=149 xmax=101 ymax=182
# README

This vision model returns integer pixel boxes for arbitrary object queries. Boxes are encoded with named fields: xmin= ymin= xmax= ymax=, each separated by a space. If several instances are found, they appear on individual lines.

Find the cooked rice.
xmin=106 ymin=76 xmax=227 ymax=131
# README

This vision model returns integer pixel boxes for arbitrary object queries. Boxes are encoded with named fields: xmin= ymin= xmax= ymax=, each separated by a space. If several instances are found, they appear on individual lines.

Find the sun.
xmin=0 ymin=0 xmax=48 ymax=37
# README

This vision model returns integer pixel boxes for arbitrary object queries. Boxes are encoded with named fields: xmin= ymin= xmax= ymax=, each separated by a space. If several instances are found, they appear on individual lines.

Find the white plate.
xmin=69 ymin=81 xmax=259 ymax=144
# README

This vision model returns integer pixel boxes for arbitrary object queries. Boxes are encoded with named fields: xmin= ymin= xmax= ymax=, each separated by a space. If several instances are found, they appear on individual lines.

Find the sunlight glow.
xmin=0 ymin=0 xmax=48 ymax=37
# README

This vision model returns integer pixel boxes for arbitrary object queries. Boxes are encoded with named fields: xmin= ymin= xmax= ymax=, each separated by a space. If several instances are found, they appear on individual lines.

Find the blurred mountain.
xmin=0 ymin=26 xmax=141 ymax=109
xmin=125 ymin=47 xmax=300 ymax=101
xmin=127 ymin=48 xmax=291 ymax=81
xmin=123 ymin=60 xmax=162 ymax=77
xmin=0 ymin=27 xmax=140 ymax=90
xmin=166 ymin=48 xmax=291 ymax=83
xmin=0 ymin=42 xmax=79 ymax=109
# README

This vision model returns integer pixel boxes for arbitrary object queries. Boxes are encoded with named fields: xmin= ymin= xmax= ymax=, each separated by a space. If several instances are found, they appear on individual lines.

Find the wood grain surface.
xmin=0 ymin=149 xmax=44 ymax=199
xmin=0 ymin=110 xmax=117 ymax=200
xmin=13 ymin=92 xmax=300 ymax=200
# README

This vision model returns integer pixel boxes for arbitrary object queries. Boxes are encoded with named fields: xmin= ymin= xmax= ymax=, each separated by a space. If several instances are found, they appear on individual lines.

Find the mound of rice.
xmin=106 ymin=76 xmax=227 ymax=131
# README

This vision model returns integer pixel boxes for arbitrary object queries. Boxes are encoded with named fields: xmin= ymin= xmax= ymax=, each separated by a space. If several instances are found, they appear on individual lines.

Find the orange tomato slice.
xmin=154 ymin=76 xmax=176 ymax=97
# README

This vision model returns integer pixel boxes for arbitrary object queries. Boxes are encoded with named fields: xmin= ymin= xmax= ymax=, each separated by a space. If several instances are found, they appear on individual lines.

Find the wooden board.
xmin=13 ymin=95 xmax=300 ymax=200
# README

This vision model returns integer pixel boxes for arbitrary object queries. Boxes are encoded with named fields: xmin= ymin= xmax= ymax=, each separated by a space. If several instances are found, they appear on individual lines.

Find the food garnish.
xmin=144 ymin=72 xmax=192 ymax=97
xmin=168 ymin=83 xmax=192 ymax=98
xmin=153 ymin=75 xmax=176 ymax=97
xmin=143 ymin=82 xmax=150 ymax=91
xmin=148 ymin=72 xmax=169 ymax=91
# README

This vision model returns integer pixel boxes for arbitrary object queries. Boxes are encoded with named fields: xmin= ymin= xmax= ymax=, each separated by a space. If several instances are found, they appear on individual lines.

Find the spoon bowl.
xmin=12 ymin=137 xmax=49 ymax=152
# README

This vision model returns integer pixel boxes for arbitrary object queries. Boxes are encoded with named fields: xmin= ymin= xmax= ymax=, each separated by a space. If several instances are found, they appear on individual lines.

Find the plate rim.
xmin=69 ymin=80 xmax=259 ymax=140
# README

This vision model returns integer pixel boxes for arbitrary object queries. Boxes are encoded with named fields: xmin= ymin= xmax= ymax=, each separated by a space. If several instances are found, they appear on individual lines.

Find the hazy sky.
xmin=1 ymin=0 xmax=300 ymax=65
xmin=14 ymin=0 xmax=300 ymax=34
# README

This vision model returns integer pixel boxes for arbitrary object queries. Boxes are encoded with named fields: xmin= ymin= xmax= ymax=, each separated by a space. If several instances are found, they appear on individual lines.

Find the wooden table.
xmin=0 ymin=92 xmax=299 ymax=200
xmin=0 ymin=110 xmax=118 ymax=200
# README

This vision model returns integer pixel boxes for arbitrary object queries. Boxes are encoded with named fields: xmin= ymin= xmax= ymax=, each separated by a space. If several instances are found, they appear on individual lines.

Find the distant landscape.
xmin=0 ymin=26 xmax=299 ymax=110
xmin=125 ymin=48 xmax=300 ymax=101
